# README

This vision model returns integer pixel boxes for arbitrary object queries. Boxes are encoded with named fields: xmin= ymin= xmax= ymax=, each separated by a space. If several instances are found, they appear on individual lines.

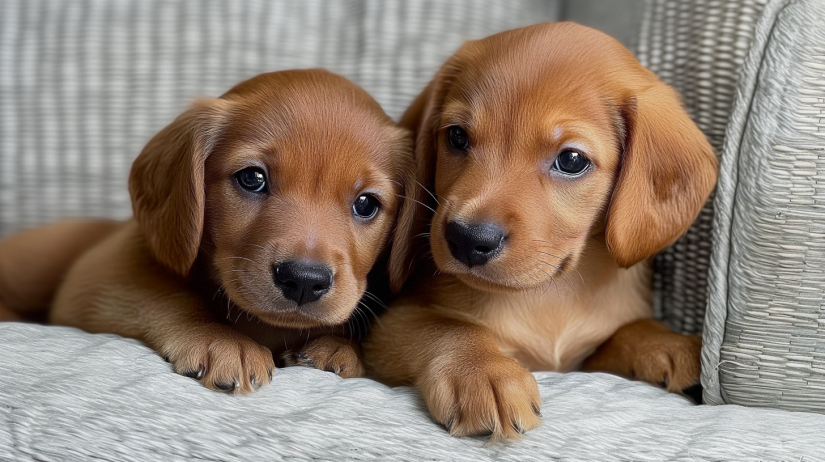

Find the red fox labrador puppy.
xmin=364 ymin=23 xmax=717 ymax=440
xmin=0 ymin=70 xmax=414 ymax=393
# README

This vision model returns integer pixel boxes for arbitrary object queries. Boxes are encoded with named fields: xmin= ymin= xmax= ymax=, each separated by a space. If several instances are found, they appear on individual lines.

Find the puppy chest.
xmin=480 ymin=291 xmax=652 ymax=372
xmin=491 ymin=313 xmax=608 ymax=372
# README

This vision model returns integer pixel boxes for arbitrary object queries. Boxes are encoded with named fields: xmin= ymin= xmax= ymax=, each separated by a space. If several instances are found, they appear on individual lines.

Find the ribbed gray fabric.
xmin=0 ymin=0 xmax=560 ymax=236
xmin=3 ymin=322 xmax=825 ymax=461
xmin=636 ymin=0 xmax=768 ymax=335
xmin=703 ymin=0 xmax=825 ymax=411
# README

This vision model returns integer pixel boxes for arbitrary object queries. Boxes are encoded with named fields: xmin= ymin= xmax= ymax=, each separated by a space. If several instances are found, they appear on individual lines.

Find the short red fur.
xmin=364 ymin=23 xmax=717 ymax=440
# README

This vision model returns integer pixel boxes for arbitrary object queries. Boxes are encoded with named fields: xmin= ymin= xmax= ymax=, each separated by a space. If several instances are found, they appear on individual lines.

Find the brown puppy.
xmin=0 ymin=70 xmax=414 ymax=392
xmin=364 ymin=23 xmax=717 ymax=440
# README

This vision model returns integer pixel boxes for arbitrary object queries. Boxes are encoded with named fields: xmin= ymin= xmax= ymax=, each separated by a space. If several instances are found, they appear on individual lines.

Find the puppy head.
xmin=130 ymin=70 xmax=413 ymax=328
xmin=399 ymin=23 xmax=717 ymax=292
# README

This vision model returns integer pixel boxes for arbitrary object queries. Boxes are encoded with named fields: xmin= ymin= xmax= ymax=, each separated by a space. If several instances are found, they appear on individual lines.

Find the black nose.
xmin=444 ymin=221 xmax=506 ymax=267
xmin=273 ymin=261 xmax=333 ymax=306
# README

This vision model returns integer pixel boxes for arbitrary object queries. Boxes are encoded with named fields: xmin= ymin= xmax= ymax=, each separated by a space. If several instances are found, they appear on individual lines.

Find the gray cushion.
xmin=2 ymin=322 xmax=825 ymax=461
xmin=703 ymin=0 xmax=825 ymax=410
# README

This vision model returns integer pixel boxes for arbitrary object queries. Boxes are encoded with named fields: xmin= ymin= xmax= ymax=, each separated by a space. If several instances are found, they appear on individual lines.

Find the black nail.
xmin=295 ymin=353 xmax=315 ymax=368
xmin=445 ymin=415 xmax=456 ymax=432
xmin=532 ymin=402 xmax=542 ymax=417
xmin=182 ymin=365 xmax=204 ymax=380
xmin=659 ymin=377 xmax=669 ymax=389
xmin=268 ymin=368 xmax=274 ymax=381
xmin=214 ymin=380 xmax=235 ymax=392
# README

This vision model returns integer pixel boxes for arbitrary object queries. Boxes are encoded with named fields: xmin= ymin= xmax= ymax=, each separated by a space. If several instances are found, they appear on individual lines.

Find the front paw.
xmin=420 ymin=354 xmax=541 ymax=441
xmin=158 ymin=325 xmax=275 ymax=393
xmin=583 ymin=319 xmax=702 ymax=393
xmin=280 ymin=336 xmax=365 ymax=378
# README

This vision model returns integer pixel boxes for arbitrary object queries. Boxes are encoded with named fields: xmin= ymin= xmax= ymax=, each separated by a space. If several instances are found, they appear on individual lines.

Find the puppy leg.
xmin=364 ymin=304 xmax=541 ymax=441
xmin=54 ymin=285 xmax=276 ymax=394
xmin=50 ymin=223 xmax=275 ymax=393
xmin=0 ymin=219 xmax=120 ymax=319
xmin=281 ymin=335 xmax=366 ymax=378
xmin=582 ymin=319 xmax=702 ymax=395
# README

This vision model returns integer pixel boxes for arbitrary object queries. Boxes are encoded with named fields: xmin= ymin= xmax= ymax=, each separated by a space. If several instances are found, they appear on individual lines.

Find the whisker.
xmin=415 ymin=180 xmax=441 ymax=206
xmin=535 ymin=250 xmax=564 ymax=260
xmin=395 ymin=194 xmax=437 ymax=214
xmin=212 ymin=287 xmax=224 ymax=302
xmin=536 ymin=259 xmax=576 ymax=294
xmin=358 ymin=300 xmax=386 ymax=331
xmin=362 ymin=291 xmax=388 ymax=309
xmin=536 ymin=268 xmax=558 ymax=298
xmin=218 ymin=256 xmax=267 ymax=269
xmin=434 ymin=192 xmax=451 ymax=205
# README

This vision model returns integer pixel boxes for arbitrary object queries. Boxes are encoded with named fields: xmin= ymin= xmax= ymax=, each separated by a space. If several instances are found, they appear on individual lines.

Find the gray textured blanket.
xmin=1 ymin=323 xmax=824 ymax=461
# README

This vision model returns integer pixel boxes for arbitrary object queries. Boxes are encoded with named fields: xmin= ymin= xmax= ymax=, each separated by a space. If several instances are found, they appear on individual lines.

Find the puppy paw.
xmin=583 ymin=319 xmax=702 ymax=393
xmin=159 ymin=325 xmax=275 ymax=393
xmin=420 ymin=354 xmax=541 ymax=441
xmin=280 ymin=336 xmax=365 ymax=378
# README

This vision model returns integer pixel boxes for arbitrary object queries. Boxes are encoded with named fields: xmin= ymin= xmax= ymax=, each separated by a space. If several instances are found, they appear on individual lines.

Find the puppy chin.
xmin=229 ymin=289 xmax=359 ymax=329
xmin=455 ymin=272 xmax=525 ymax=293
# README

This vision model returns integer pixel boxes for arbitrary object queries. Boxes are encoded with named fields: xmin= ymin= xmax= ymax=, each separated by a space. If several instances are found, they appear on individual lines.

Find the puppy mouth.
xmin=222 ymin=277 xmax=359 ymax=328
xmin=235 ymin=295 xmax=358 ymax=329
xmin=435 ymin=237 xmax=573 ymax=292
xmin=455 ymin=262 xmax=571 ymax=293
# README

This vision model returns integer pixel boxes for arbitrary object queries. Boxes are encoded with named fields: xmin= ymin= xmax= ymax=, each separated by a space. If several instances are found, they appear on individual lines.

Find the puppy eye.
xmin=553 ymin=151 xmax=591 ymax=176
xmin=447 ymin=126 xmax=470 ymax=151
xmin=235 ymin=167 xmax=267 ymax=193
xmin=352 ymin=194 xmax=380 ymax=220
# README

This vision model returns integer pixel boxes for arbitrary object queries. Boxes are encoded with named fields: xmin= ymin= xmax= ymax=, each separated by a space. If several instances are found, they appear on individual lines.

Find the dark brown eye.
xmin=352 ymin=194 xmax=380 ymax=220
xmin=553 ymin=151 xmax=590 ymax=176
xmin=235 ymin=167 xmax=267 ymax=193
xmin=447 ymin=126 xmax=469 ymax=151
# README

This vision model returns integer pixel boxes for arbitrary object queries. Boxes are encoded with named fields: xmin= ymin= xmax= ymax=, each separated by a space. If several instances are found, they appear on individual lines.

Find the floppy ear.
xmin=605 ymin=82 xmax=718 ymax=268
xmin=129 ymin=98 xmax=233 ymax=276
xmin=387 ymin=62 xmax=457 ymax=293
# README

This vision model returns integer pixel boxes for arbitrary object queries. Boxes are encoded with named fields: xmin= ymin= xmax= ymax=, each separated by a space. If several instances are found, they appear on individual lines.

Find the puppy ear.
xmin=129 ymin=98 xmax=233 ymax=276
xmin=605 ymin=82 xmax=718 ymax=268
xmin=387 ymin=63 xmax=456 ymax=293
xmin=386 ymin=125 xmax=416 ymax=294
